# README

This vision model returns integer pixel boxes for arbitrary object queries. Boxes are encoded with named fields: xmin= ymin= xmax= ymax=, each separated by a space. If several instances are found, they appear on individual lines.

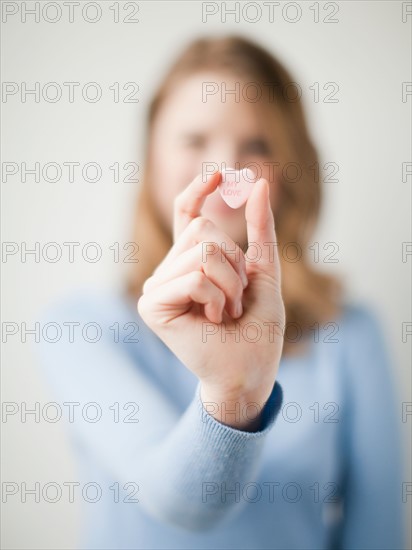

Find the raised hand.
xmin=138 ymin=171 xmax=285 ymax=430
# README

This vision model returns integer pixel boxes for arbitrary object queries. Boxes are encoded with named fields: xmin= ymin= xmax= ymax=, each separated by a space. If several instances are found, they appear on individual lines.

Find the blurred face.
xmin=148 ymin=71 xmax=281 ymax=247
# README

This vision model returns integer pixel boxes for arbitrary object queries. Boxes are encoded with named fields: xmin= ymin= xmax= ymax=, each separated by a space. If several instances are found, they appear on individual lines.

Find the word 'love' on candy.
xmin=218 ymin=167 xmax=256 ymax=209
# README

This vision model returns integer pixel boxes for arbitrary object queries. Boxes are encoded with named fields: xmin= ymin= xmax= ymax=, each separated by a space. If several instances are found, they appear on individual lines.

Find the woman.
xmin=37 ymin=36 xmax=405 ymax=549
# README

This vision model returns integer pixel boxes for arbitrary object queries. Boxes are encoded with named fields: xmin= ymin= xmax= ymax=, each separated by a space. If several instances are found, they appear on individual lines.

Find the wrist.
xmin=199 ymin=381 xmax=276 ymax=432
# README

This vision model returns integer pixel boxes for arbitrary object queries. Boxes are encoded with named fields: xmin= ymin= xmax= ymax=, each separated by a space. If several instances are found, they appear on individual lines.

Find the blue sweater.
xmin=35 ymin=286 xmax=406 ymax=549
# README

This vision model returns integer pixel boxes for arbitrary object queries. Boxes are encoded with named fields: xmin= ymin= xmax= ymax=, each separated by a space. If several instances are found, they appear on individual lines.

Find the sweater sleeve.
xmin=33 ymin=290 xmax=283 ymax=532
xmin=338 ymin=306 xmax=406 ymax=549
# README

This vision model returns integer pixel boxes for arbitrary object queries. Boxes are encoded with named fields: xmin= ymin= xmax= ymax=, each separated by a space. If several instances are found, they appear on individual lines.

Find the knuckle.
xmin=190 ymin=216 xmax=213 ymax=234
xmin=142 ymin=276 xmax=155 ymax=294
xmin=189 ymin=270 xmax=206 ymax=291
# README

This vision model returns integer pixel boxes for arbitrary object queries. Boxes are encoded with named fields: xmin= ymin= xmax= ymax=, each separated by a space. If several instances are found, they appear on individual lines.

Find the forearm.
xmin=35 ymin=294 xmax=284 ymax=531
xmin=138 ymin=380 xmax=283 ymax=531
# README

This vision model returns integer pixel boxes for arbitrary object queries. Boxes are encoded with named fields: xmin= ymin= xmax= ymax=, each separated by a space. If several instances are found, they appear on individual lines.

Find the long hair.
xmin=125 ymin=35 xmax=343 ymax=355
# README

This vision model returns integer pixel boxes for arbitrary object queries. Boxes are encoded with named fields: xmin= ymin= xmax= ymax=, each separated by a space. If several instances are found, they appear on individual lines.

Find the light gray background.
xmin=2 ymin=1 xmax=411 ymax=548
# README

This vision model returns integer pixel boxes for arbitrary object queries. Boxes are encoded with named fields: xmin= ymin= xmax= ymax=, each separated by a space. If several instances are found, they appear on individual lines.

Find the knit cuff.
xmin=196 ymin=380 xmax=283 ymax=438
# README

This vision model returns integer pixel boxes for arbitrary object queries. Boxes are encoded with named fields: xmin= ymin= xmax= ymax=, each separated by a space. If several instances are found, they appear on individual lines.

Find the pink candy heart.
xmin=218 ymin=168 xmax=256 ymax=209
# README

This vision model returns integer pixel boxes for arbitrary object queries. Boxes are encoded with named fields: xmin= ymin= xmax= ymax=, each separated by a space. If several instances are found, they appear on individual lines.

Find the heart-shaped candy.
xmin=218 ymin=168 xmax=256 ymax=209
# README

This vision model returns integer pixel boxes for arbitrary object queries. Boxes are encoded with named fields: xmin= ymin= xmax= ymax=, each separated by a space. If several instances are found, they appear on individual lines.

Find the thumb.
xmin=244 ymin=178 xmax=280 ymax=275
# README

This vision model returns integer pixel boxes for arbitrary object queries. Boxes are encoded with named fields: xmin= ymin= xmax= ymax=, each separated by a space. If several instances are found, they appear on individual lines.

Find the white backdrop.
xmin=2 ymin=1 xmax=411 ymax=548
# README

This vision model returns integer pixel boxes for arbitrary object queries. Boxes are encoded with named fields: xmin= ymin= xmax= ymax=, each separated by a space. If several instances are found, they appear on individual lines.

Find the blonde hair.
xmin=125 ymin=35 xmax=343 ymax=355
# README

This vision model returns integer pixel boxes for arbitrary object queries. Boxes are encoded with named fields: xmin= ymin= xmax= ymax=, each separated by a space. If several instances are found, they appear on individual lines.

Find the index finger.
xmin=173 ymin=171 xmax=221 ymax=242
